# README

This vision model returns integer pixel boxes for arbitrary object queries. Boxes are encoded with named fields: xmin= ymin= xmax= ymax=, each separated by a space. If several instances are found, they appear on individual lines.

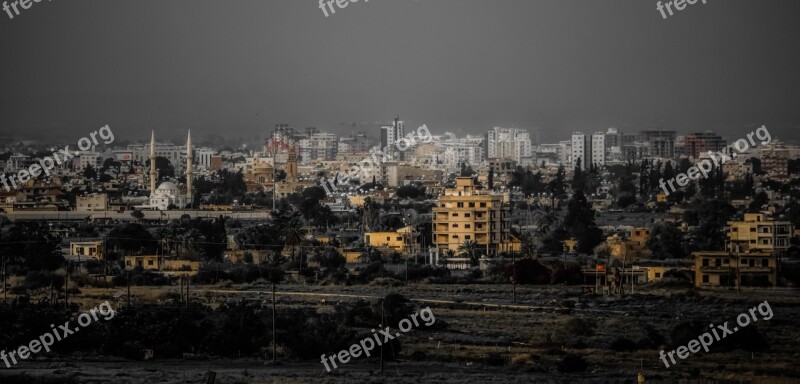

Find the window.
xmin=702 ymin=259 xmax=709 ymax=267
xmin=148 ymin=260 xmax=154 ymax=266
xmin=453 ymin=224 xmax=458 ymax=228
xmin=452 ymin=213 xmax=458 ymax=217
xmin=762 ymin=259 xmax=769 ymax=267
xmin=126 ymin=260 xmax=132 ymax=266
xmin=469 ymin=202 xmax=475 ymax=208
xmin=465 ymin=235 xmax=471 ymax=240
xmin=465 ymin=213 xmax=471 ymax=218
xmin=715 ymin=258 xmax=721 ymax=267
xmin=397 ymin=237 xmax=402 ymax=241
xmin=465 ymin=224 xmax=471 ymax=229
xmin=457 ymin=203 xmax=463 ymax=208
xmin=480 ymin=202 xmax=486 ymax=207
xmin=655 ymin=272 xmax=661 ymax=278
xmin=750 ymin=228 xmax=756 ymax=232
xmin=702 ymin=275 xmax=709 ymax=283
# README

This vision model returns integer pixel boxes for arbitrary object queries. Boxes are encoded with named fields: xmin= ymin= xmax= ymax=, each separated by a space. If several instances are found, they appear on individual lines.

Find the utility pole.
xmin=405 ymin=257 xmax=408 ymax=284
xmin=2 ymin=256 xmax=5 ymax=302
xmin=64 ymin=263 xmax=69 ymax=309
xmin=511 ymin=251 xmax=516 ymax=303
xmin=185 ymin=275 xmax=190 ymax=308
xmin=380 ymin=301 xmax=385 ymax=374
xmin=272 ymin=282 xmax=277 ymax=364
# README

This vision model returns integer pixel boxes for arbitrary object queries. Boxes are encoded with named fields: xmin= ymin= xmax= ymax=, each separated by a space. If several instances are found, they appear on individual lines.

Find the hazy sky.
xmin=2 ymin=0 xmax=799 ymax=145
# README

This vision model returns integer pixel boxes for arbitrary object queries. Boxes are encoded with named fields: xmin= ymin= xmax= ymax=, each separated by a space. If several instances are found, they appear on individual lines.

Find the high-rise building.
xmin=380 ymin=116 xmax=405 ymax=160
xmin=677 ymin=131 xmax=727 ymax=159
xmin=432 ymin=177 xmax=510 ymax=258
xmin=266 ymin=124 xmax=297 ymax=154
xmin=485 ymin=127 xmax=532 ymax=163
xmin=591 ymin=132 xmax=606 ymax=167
xmin=299 ymin=132 xmax=338 ymax=163
xmin=571 ymin=132 xmax=605 ymax=169
xmin=638 ymin=130 xmax=677 ymax=159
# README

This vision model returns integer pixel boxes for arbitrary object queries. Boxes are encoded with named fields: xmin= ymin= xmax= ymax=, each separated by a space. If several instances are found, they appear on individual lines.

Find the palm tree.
xmin=440 ymin=249 xmax=455 ymax=266
xmin=280 ymin=218 xmax=305 ymax=264
xmin=521 ymin=238 xmax=538 ymax=259
xmin=458 ymin=240 xmax=480 ymax=267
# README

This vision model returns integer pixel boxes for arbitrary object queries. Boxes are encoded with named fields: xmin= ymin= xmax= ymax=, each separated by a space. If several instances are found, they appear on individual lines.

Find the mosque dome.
xmin=157 ymin=181 xmax=179 ymax=191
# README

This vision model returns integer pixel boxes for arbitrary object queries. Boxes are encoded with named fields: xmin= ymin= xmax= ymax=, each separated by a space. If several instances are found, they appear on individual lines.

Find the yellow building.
xmin=364 ymin=226 xmax=419 ymax=255
xmin=693 ymin=213 xmax=791 ymax=288
xmin=124 ymin=256 xmax=201 ymax=276
xmin=694 ymin=251 xmax=776 ymax=287
xmin=70 ymin=241 xmax=103 ymax=260
xmin=124 ymin=255 xmax=161 ymax=271
xmin=433 ymin=178 xmax=510 ymax=257
xmin=726 ymin=213 xmax=792 ymax=257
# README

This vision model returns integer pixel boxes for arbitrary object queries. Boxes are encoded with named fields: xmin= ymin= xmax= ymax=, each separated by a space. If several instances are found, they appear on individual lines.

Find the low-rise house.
xmin=694 ymin=251 xmax=776 ymax=287
xmin=71 ymin=241 xmax=103 ymax=260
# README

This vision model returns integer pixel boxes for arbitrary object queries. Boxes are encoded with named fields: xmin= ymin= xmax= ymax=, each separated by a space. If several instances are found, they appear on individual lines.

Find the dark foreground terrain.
xmin=1 ymin=283 xmax=799 ymax=383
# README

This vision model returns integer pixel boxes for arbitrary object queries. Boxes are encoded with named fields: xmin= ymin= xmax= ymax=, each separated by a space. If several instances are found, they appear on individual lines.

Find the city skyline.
xmin=2 ymin=1 xmax=800 ymax=143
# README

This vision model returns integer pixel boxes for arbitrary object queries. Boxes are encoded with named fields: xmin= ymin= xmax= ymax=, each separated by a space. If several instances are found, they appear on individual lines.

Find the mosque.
xmin=145 ymin=131 xmax=193 ymax=210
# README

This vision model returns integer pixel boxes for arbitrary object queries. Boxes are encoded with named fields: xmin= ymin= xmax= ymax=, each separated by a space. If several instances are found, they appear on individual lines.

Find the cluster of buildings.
xmin=0 ymin=119 xmax=797 ymax=291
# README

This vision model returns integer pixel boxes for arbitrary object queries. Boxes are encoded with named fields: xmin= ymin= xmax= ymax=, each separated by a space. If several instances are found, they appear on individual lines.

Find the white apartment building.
xmin=571 ymin=132 xmax=606 ymax=170
xmin=129 ymin=143 xmax=190 ymax=174
xmin=443 ymin=143 xmax=484 ymax=169
xmin=486 ymin=127 xmax=532 ymax=163
xmin=299 ymin=132 xmax=338 ymax=163
xmin=196 ymin=148 xmax=215 ymax=170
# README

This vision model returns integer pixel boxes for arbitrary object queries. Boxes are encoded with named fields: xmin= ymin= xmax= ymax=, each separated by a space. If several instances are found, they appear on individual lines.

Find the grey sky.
xmin=1 ymin=0 xmax=799 ymax=144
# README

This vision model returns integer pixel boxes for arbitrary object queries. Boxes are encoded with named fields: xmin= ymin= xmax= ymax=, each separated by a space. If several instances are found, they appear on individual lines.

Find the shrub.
xmin=609 ymin=337 xmax=638 ymax=352
xmin=557 ymin=354 xmax=588 ymax=373
xmin=564 ymin=318 xmax=594 ymax=337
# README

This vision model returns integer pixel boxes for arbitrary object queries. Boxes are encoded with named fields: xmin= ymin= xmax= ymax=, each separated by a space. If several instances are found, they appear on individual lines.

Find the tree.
xmin=83 ymin=164 xmax=98 ymax=180
xmin=747 ymin=191 xmax=769 ymax=212
xmin=0 ymin=223 xmax=64 ymax=272
xmin=280 ymin=218 xmax=305 ymax=264
xmin=647 ymin=222 xmax=687 ymax=259
xmin=107 ymin=223 xmax=156 ymax=255
xmin=130 ymin=209 xmax=145 ymax=221
xmin=458 ymin=240 xmax=480 ymax=267
xmin=396 ymin=185 xmax=425 ymax=199
xmin=146 ymin=157 xmax=175 ymax=181
xmin=683 ymin=199 xmax=736 ymax=251
xmin=562 ymin=191 xmax=603 ymax=254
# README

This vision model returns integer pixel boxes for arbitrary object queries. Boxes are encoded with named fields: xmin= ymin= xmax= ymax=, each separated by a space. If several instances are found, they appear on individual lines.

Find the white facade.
xmin=486 ymin=127 xmax=532 ymax=162
xmin=77 ymin=152 xmax=101 ymax=170
xmin=443 ymin=143 xmax=483 ymax=168
xmin=591 ymin=133 xmax=606 ymax=167
xmin=149 ymin=182 xmax=188 ymax=210
xmin=571 ymin=133 xmax=588 ymax=169
xmin=197 ymin=148 xmax=215 ymax=170
xmin=571 ymin=132 xmax=605 ymax=170
xmin=299 ymin=132 xmax=338 ymax=163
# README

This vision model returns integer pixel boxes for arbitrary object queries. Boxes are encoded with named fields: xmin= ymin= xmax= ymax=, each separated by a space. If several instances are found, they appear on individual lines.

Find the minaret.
xmin=186 ymin=130 xmax=193 ymax=205
xmin=149 ymin=130 xmax=157 ymax=194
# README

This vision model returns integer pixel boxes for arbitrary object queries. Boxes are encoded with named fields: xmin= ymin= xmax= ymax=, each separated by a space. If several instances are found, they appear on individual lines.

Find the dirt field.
xmin=2 ymin=283 xmax=799 ymax=383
